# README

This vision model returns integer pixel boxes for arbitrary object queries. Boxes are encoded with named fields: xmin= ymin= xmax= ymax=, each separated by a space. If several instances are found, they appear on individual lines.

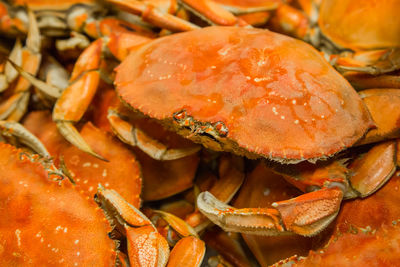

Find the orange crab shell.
xmin=23 ymin=111 xmax=142 ymax=207
xmin=293 ymin=171 xmax=400 ymax=266
xmin=116 ymin=26 xmax=373 ymax=163
xmin=318 ymin=0 xmax=400 ymax=51
xmin=0 ymin=143 xmax=116 ymax=266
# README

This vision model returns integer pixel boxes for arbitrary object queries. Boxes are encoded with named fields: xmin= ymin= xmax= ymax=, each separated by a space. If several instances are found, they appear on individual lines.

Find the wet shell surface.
xmin=116 ymin=26 xmax=373 ymax=163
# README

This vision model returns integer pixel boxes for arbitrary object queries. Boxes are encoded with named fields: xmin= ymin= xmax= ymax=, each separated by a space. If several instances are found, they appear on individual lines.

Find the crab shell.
xmin=115 ymin=26 xmax=373 ymax=163
xmin=318 ymin=0 xmax=400 ymax=50
xmin=0 ymin=143 xmax=116 ymax=265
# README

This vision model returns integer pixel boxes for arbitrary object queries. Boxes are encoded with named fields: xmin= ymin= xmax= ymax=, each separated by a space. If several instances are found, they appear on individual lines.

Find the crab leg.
xmin=153 ymin=210 xmax=205 ymax=267
xmin=97 ymin=185 xmax=170 ymax=266
xmin=178 ymin=0 xmax=278 ymax=27
xmin=107 ymin=0 xmax=200 ymax=31
xmin=197 ymin=187 xmax=343 ymax=236
xmin=345 ymin=72 xmax=400 ymax=90
xmin=2 ymin=38 xmax=22 ymax=92
xmin=125 ymin=224 xmax=170 ymax=267
xmin=349 ymin=141 xmax=396 ymax=197
xmin=0 ymin=2 xmax=28 ymax=36
xmin=0 ymin=9 xmax=41 ymax=121
xmin=97 ymin=186 xmax=205 ymax=266
xmin=268 ymin=4 xmax=311 ymax=40
xmin=0 ymin=120 xmax=50 ymax=157
xmin=357 ymin=89 xmax=400 ymax=145
xmin=199 ymin=138 xmax=398 ymax=237
xmin=179 ymin=0 xmax=242 ymax=26
xmin=332 ymin=49 xmax=400 ymax=75
xmin=52 ymin=39 xmax=104 ymax=160
xmin=52 ymin=18 xmax=154 ymax=160
xmin=167 ymin=236 xmax=205 ymax=267
xmin=186 ymin=155 xmax=244 ymax=232
xmin=0 ymin=61 xmax=5 ymax=92
xmin=108 ymin=108 xmax=200 ymax=160
xmin=6 ymin=90 xmax=29 ymax=121
xmin=215 ymin=0 xmax=281 ymax=15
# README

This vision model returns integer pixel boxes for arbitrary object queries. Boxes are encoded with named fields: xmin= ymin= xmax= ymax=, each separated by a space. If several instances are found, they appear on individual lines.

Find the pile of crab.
xmin=1 ymin=0 xmax=400 ymax=266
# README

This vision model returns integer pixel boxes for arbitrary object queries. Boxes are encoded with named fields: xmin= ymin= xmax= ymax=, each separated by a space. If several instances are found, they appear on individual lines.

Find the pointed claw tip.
xmin=55 ymin=121 xmax=108 ymax=162
xmin=92 ymin=152 xmax=109 ymax=162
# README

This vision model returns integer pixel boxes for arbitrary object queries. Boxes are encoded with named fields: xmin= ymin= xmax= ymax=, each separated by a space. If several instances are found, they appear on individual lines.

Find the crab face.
xmin=115 ymin=26 xmax=373 ymax=163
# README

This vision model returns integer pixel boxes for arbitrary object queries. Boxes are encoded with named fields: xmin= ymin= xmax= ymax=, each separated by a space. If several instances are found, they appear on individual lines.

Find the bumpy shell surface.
xmin=116 ymin=26 xmax=373 ymax=163
xmin=0 ymin=143 xmax=116 ymax=266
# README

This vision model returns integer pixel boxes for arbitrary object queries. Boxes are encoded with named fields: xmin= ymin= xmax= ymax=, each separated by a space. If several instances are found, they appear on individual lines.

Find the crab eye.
xmin=173 ymin=110 xmax=187 ymax=122
xmin=214 ymin=121 xmax=228 ymax=137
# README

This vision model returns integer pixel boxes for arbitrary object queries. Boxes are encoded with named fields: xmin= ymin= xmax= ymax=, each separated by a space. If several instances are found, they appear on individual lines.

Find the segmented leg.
xmin=197 ymin=187 xmax=343 ymax=236
xmin=345 ymin=72 xmax=400 ymax=90
xmin=97 ymin=186 xmax=205 ymax=266
xmin=108 ymin=108 xmax=200 ymax=160
xmin=0 ymin=2 xmax=28 ymax=36
xmin=185 ymin=154 xmax=245 ymax=233
xmin=333 ymin=49 xmax=400 ymax=75
xmin=2 ymin=38 xmax=22 ymax=92
xmin=107 ymin=0 xmax=200 ymax=31
xmin=0 ymin=10 xmax=41 ymax=121
xmin=53 ymin=18 xmax=152 ymax=160
xmin=52 ymin=38 xmax=104 ymax=160
xmin=213 ymin=0 xmax=281 ymax=15
xmin=0 ymin=120 xmax=50 ymax=157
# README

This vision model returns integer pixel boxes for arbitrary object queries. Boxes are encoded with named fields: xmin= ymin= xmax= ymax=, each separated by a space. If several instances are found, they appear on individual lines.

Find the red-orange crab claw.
xmin=197 ymin=138 xmax=397 ymax=238
xmin=115 ymin=26 xmax=374 ymax=164
xmin=96 ymin=186 xmax=206 ymax=266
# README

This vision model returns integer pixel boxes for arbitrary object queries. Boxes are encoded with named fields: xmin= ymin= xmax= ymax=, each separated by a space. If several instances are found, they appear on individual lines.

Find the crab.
xmin=115 ymin=26 xmax=372 ymax=162
xmin=96 ymin=185 xmax=206 ymax=266
xmin=0 ymin=142 xmax=117 ymax=265
xmin=274 ymin=170 xmax=400 ymax=266
xmin=232 ymin=163 xmax=315 ymax=266
xmin=0 ymin=0 xmax=261 ymax=38
xmin=0 ymin=0 xmax=165 ymax=36
xmin=85 ymin=86 xmax=201 ymax=201
xmin=107 ymin=0 xmax=281 ymax=29
xmin=211 ymin=0 xmax=283 ymax=26
xmin=22 ymin=110 xmax=143 ymax=206
xmin=110 ymin=26 xmax=400 ymax=237
xmin=0 ymin=8 xmax=42 ymax=122
xmin=268 ymin=0 xmax=400 ymax=83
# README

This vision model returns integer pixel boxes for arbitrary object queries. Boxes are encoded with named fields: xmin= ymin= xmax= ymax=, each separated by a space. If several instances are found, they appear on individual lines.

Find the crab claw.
xmin=52 ymin=39 xmax=105 ymax=160
xmin=108 ymin=108 xmax=200 ymax=160
xmin=0 ymin=9 xmax=41 ymax=121
xmin=152 ymin=210 xmax=206 ymax=266
xmin=198 ymin=191 xmax=285 ymax=235
xmin=0 ymin=120 xmax=50 ymax=157
xmin=107 ymin=0 xmax=199 ymax=32
xmin=125 ymin=224 xmax=170 ymax=267
xmin=5 ymin=57 xmax=62 ymax=98
xmin=167 ymin=236 xmax=205 ymax=267
xmin=198 ymin=187 xmax=344 ymax=237
xmin=55 ymin=121 xmax=106 ymax=161
xmin=154 ymin=210 xmax=199 ymax=238
xmin=334 ymin=48 xmax=400 ymax=75
xmin=349 ymin=140 xmax=396 ymax=197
